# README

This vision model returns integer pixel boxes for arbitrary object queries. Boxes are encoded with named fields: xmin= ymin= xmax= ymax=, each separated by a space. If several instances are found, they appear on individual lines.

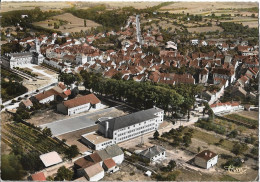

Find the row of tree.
xmin=78 ymin=70 xmax=202 ymax=115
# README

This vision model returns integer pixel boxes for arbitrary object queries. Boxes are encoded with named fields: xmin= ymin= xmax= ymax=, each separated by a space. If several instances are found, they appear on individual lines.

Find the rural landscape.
xmin=1 ymin=1 xmax=259 ymax=181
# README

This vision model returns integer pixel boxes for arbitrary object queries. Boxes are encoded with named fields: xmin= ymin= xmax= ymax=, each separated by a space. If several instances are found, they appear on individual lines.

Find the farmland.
xmin=158 ymin=2 xmax=258 ymax=15
xmin=2 ymin=122 xmax=68 ymax=155
xmin=33 ymin=13 xmax=101 ymax=33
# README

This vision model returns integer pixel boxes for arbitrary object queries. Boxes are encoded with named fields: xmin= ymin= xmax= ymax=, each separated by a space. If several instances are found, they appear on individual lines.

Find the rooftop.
xmin=99 ymin=107 xmax=163 ymax=131
xmin=139 ymin=145 xmax=166 ymax=159
xmin=63 ymin=93 xmax=100 ymax=108
xmin=84 ymin=163 xmax=104 ymax=178
xmin=30 ymin=172 xmax=46 ymax=181
xmin=196 ymin=150 xmax=217 ymax=161
xmin=39 ymin=151 xmax=63 ymax=167
xmin=82 ymin=132 xmax=112 ymax=145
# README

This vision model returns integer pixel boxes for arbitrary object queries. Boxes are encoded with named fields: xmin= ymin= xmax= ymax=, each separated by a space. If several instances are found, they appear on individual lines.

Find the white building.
xmin=34 ymin=90 xmax=56 ymax=104
xmin=1 ymin=38 xmax=44 ymax=69
xmin=210 ymin=101 xmax=244 ymax=115
xmin=2 ymin=52 xmax=33 ymax=69
xmin=57 ymin=93 xmax=101 ymax=115
xmin=194 ymin=150 xmax=218 ymax=169
xmin=82 ymin=107 xmax=164 ymax=150
xmin=39 ymin=151 xmax=63 ymax=168
xmin=84 ymin=163 xmax=104 ymax=181
xmin=139 ymin=145 xmax=166 ymax=162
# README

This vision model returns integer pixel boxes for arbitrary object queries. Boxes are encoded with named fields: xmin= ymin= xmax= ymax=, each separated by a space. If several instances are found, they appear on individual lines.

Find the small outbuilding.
xmin=194 ymin=150 xmax=218 ymax=169
xmin=39 ymin=151 xmax=63 ymax=167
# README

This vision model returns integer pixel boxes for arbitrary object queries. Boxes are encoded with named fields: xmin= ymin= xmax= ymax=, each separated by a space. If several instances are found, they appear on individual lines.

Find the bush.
xmin=223 ymin=157 xmax=242 ymax=168
xmin=232 ymin=142 xmax=248 ymax=156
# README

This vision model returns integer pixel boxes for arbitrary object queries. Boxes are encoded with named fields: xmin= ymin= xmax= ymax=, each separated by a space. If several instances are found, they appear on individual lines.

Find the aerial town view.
xmin=0 ymin=1 xmax=259 ymax=181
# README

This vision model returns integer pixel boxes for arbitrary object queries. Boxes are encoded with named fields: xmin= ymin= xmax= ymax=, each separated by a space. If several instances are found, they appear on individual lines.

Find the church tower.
xmin=35 ymin=37 xmax=40 ymax=53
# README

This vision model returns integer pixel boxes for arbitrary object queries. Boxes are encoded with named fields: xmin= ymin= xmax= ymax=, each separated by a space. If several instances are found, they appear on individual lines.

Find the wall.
xmin=39 ymin=95 xmax=55 ymax=104
xmin=206 ymin=155 xmax=218 ymax=169
xmin=67 ymin=103 xmax=91 ymax=116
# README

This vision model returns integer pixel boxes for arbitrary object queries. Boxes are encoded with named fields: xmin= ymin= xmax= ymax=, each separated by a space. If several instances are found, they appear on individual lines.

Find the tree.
xmin=42 ymin=127 xmax=52 ymax=137
xmin=197 ymin=147 xmax=201 ymax=153
xmin=1 ymin=154 xmax=26 ymax=180
xmin=251 ymin=147 xmax=258 ymax=156
xmin=228 ymin=130 xmax=238 ymax=138
xmin=58 ymin=73 xmax=76 ymax=86
xmin=167 ymin=160 xmax=176 ymax=171
xmin=232 ymin=142 xmax=248 ymax=156
xmin=54 ymin=22 xmax=59 ymax=29
xmin=54 ymin=166 xmax=73 ymax=181
xmin=153 ymin=130 xmax=160 ymax=140
xmin=65 ymin=145 xmax=79 ymax=159
xmin=112 ymin=72 xmax=123 ymax=80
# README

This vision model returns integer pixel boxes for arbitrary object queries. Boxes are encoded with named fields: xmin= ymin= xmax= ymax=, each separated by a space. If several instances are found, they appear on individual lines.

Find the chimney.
xmin=105 ymin=121 xmax=109 ymax=138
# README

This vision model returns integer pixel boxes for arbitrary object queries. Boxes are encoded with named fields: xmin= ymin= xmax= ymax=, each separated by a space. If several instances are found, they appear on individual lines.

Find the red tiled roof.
xmin=21 ymin=99 xmax=33 ymax=107
xmin=63 ymin=93 xmax=100 ymax=108
xmin=63 ymin=90 xmax=71 ymax=96
xmin=31 ymin=172 xmax=46 ymax=181
xmin=103 ymin=158 xmax=116 ymax=169
xmin=35 ymin=89 xmax=57 ymax=101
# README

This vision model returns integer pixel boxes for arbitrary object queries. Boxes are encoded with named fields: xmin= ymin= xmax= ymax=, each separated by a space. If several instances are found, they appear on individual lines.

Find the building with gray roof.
xmin=81 ymin=107 xmax=164 ymax=150
xmin=139 ymin=145 xmax=166 ymax=162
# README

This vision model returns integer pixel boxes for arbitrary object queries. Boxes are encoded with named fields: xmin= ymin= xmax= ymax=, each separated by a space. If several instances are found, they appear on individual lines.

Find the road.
xmin=2 ymin=81 xmax=57 ymax=110
xmin=136 ymin=15 xmax=142 ymax=45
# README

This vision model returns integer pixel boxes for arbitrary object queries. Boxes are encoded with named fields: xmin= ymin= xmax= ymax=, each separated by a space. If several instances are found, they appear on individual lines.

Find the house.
xmin=210 ymin=101 xmax=244 ymax=114
xmin=139 ymin=145 xmax=166 ymax=162
xmin=194 ymin=150 xmax=218 ymax=169
xmin=34 ymin=89 xmax=56 ymax=104
xmin=29 ymin=172 xmax=46 ymax=181
xmin=39 ymin=151 xmax=63 ymax=168
xmin=191 ymin=39 xmax=199 ymax=45
xmin=33 ymin=86 xmax=69 ymax=104
xmin=199 ymin=68 xmax=209 ymax=84
xmin=237 ymin=75 xmax=250 ymax=87
xmin=104 ymin=144 xmax=124 ymax=164
xmin=57 ymin=93 xmax=101 ymax=115
xmin=84 ymin=163 xmax=104 ymax=181
xmin=19 ymin=99 xmax=33 ymax=109
xmin=102 ymin=158 xmax=116 ymax=172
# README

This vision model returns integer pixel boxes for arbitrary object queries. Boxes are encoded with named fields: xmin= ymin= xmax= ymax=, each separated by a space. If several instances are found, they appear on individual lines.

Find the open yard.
xmin=57 ymin=126 xmax=98 ymax=153
xmin=102 ymin=161 xmax=152 ymax=181
xmin=33 ymin=13 xmax=101 ymax=33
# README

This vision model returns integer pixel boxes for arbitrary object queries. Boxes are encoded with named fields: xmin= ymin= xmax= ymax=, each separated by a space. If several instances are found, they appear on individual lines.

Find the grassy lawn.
xmin=187 ymin=128 xmax=234 ymax=151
